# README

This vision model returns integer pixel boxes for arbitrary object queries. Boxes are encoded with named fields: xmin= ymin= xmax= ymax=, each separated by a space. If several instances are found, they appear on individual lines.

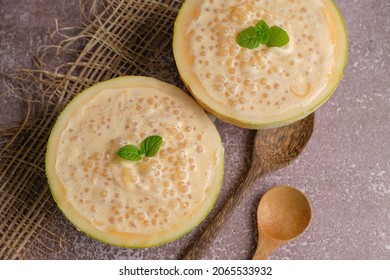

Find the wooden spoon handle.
xmin=181 ymin=159 xmax=263 ymax=260
xmin=252 ymin=232 xmax=280 ymax=260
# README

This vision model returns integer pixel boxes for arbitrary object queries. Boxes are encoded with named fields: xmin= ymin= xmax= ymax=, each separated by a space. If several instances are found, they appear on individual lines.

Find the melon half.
xmin=46 ymin=76 xmax=224 ymax=248
xmin=173 ymin=0 xmax=348 ymax=128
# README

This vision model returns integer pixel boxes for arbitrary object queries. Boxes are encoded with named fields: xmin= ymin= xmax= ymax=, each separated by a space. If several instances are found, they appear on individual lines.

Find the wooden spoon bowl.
xmin=253 ymin=186 xmax=312 ymax=259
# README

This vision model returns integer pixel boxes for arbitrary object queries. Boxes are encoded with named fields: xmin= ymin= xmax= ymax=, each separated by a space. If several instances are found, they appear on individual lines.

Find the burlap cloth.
xmin=0 ymin=0 xmax=256 ymax=259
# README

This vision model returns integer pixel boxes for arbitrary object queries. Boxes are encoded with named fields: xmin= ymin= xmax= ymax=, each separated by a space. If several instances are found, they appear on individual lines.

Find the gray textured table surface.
xmin=1 ymin=0 xmax=389 ymax=259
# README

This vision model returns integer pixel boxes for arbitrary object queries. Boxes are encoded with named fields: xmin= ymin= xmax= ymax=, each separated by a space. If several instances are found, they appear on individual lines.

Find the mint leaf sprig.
xmin=117 ymin=135 xmax=162 ymax=161
xmin=237 ymin=20 xmax=289 ymax=49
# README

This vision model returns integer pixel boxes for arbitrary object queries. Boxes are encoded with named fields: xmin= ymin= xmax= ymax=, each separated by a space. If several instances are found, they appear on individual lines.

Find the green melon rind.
xmin=45 ymin=76 xmax=225 ymax=248
xmin=172 ymin=0 xmax=348 ymax=129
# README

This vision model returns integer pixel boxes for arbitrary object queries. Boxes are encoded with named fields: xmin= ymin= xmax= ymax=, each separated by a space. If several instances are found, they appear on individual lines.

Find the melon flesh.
xmin=173 ymin=0 xmax=348 ymax=128
xmin=46 ymin=76 xmax=224 ymax=248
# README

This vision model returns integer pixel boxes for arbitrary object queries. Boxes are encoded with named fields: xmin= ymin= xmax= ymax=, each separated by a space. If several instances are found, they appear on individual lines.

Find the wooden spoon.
xmin=253 ymin=186 xmax=312 ymax=260
xmin=181 ymin=113 xmax=315 ymax=259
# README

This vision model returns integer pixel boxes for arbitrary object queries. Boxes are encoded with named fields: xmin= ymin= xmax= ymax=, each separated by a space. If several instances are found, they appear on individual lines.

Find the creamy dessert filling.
xmin=182 ymin=0 xmax=341 ymax=120
xmin=54 ymin=87 xmax=222 ymax=236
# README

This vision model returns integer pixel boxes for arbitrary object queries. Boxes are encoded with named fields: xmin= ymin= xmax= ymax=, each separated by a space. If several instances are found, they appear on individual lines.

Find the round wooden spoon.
xmin=181 ymin=113 xmax=315 ymax=260
xmin=253 ymin=186 xmax=312 ymax=260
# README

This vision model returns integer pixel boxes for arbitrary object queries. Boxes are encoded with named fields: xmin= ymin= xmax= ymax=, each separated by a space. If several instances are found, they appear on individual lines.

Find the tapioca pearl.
xmin=176 ymin=171 xmax=187 ymax=180
xmin=111 ymin=207 xmax=121 ymax=216
xmin=125 ymin=208 xmax=136 ymax=219
xmin=229 ymin=45 xmax=239 ymax=56
xmin=112 ymin=202 xmax=123 ymax=212
xmin=176 ymin=156 xmax=187 ymax=166
xmin=213 ymin=83 xmax=224 ymax=92
xmin=137 ymin=212 xmax=145 ymax=221
xmin=237 ymin=51 xmax=250 ymax=63
xmin=169 ymin=173 xmax=175 ymax=181
xmin=229 ymin=99 xmax=239 ymax=107
xmin=169 ymin=189 xmax=176 ymax=197
xmin=171 ymin=158 xmax=180 ymax=167
xmin=218 ymin=46 xmax=229 ymax=57
xmin=238 ymin=97 xmax=246 ymax=104
xmin=90 ymin=205 xmax=98 ymax=213
xmin=162 ymin=181 xmax=171 ymax=189
xmin=162 ymin=188 xmax=171 ymax=199
xmin=188 ymin=157 xmax=195 ymax=165
xmin=260 ymin=78 xmax=268 ymax=85
xmin=228 ymin=68 xmax=237 ymax=76
xmin=108 ymin=216 xmax=115 ymax=224
xmin=181 ymin=202 xmax=189 ymax=209
xmin=158 ymin=149 xmax=167 ymax=159
xmin=183 ymin=125 xmax=193 ymax=133
xmin=215 ymin=74 xmax=226 ymax=84
xmin=99 ymin=190 xmax=108 ymax=198
xmin=161 ymin=209 xmax=170 ymax=218
xmin=227 ymin=85 xmax=238 ymax=95
xmin=148 ymin=120 xmax=157 ymax=128
xmin=137 ymin=162 xmax=152 ymax=176
xmin=178 ymin=181 xmax=189 ymax=193
xmin=243 ymin=79 xmax=251 ymax=87
xmin=70 ymin=135 xmax=80 ymax=142
xmin=248 ymin=59 xmax=260 ymax=69
xmin=167 ymin=127 xmax=177 ymax=135
xmin=153 ymin=211 xmax=160 ymax=219
xmin=148 ymin=205 xmax=157 ymax=213
xmin=161 ymin=96 xmax=169 ymax=104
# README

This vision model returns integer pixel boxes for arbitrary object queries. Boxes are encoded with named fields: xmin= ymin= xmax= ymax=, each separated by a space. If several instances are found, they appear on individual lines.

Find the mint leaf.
xmin=117 ymin=135 xmax=163 ymax=161
xmin=117 ymin=145 xmax=142 ymax=161
xmin=267 ymin=26 xmax=289 ymax=47
xmin=140 ymin=135 xmax=163 ymax=157
xmin=237 ymin=20 xmax=289 ymax=49
xmin=254 ymin=20 xmax=270 ymax=44
xmin=237 ymin=26 xmax=261 ymax=49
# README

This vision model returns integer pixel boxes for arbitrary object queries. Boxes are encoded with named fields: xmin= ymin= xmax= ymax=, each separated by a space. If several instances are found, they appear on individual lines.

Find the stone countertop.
xmin=1 ymin=0 xmax=389 ymax=259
